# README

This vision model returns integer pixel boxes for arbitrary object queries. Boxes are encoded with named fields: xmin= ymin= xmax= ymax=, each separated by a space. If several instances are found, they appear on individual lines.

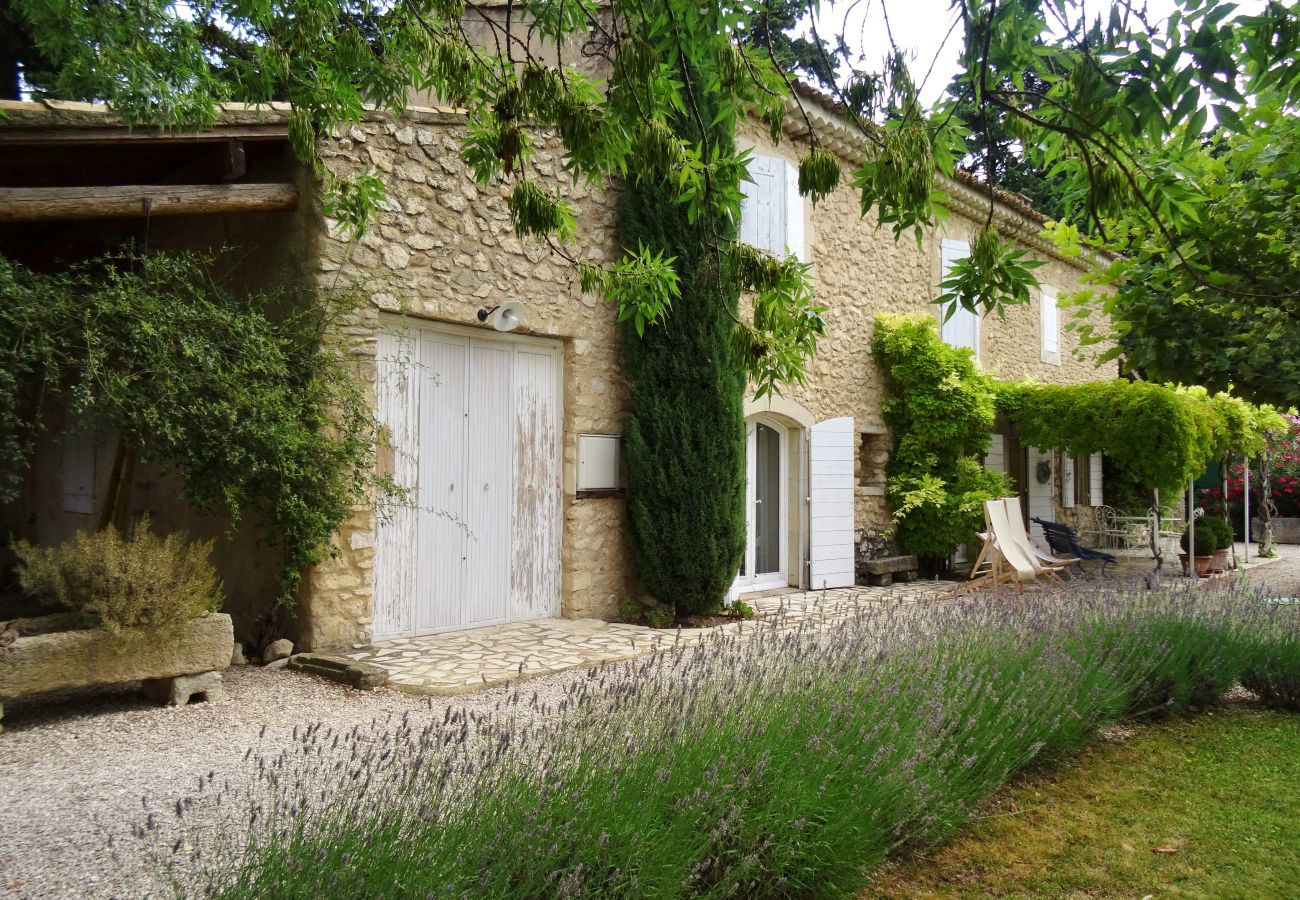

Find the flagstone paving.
xmin=349 ymin=545 xmax=1287 ymax=696
xmin=349 ymin=577 xmax=961 ymax=695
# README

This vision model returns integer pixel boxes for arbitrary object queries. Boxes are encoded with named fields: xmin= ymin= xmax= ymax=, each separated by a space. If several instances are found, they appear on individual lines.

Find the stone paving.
xmin=349 ymin=577 xmax=961 ymax=695
xmin=349 ymin=545 xmax=1292 ymax=696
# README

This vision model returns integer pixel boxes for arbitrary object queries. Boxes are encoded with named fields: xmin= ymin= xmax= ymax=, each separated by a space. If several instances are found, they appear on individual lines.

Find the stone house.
xmin=0 ymin=87 xmax=1112 ymax=651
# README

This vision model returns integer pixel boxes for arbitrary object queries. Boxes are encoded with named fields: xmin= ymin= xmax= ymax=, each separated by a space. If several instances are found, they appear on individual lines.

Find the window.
xmin=739 ymin=153 xmax=805 ymax=261
xmin=939 ymin=238 xmax=979 ymax=358
xmin=1040 ymin=286 xmax=1060 ymax=364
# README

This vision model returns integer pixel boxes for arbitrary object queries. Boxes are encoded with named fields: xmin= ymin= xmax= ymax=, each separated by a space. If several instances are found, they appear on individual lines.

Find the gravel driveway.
xmin=3 ymin=547 xmax=1298 ymax=899
xmin=0 ymin=664 xmax=588 ymax=898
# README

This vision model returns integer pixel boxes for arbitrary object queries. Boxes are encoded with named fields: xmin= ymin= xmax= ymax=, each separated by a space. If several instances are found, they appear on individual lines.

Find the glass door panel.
xmin=754 ymin=423 xmax=781 ymax=575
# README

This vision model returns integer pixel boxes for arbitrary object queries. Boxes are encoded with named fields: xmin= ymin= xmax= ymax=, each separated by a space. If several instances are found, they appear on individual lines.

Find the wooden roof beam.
xmin=0 ymin=183 xmax=299 ymax=221
xmin=0 ymin=124 xmax=290 ymax=146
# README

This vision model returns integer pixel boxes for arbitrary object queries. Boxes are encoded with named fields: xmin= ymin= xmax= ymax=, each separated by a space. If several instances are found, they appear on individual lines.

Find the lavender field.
xmin=138 ymin=579 xmax=1300 ymax=899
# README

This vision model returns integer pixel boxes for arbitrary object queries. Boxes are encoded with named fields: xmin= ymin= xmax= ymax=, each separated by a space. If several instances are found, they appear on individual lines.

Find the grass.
xmin=865 ymin=708 xmax=1300 ymax=898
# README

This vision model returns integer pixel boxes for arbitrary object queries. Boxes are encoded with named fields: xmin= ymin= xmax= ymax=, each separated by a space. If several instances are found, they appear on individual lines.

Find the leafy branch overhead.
xmin=7 ymin=0 xmax=1300 ymax=393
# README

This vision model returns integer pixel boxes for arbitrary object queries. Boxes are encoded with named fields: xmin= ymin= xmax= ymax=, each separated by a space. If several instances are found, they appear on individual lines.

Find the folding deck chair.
xmin=1031 ymin=517 xmax=1118 ymax=575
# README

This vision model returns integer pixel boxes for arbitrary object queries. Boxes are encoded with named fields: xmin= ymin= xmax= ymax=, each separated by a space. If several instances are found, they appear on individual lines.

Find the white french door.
xmin=373 ymin=322 xmax=562 ymax=640
xmin=736 ymin=418 xmax=789 ymax=593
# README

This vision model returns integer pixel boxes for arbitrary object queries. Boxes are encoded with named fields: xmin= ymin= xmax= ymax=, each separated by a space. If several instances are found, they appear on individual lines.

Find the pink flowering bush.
xmin=1200 ymin=414 xmax=1300 ymax=521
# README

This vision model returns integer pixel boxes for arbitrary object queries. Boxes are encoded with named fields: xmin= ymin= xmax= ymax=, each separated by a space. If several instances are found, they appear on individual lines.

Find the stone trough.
xmin=858 ymin=555 xmax=920 ymax=587
xmin=0 ymin=612 xmax=233 ymax=733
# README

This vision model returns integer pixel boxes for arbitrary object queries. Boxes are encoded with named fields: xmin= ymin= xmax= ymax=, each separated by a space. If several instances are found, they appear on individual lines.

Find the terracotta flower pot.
xmin=1178 ymin=553 xmax=1215 ymax=577
xmin=1211 ymin=548 xmax=1230 ymax=573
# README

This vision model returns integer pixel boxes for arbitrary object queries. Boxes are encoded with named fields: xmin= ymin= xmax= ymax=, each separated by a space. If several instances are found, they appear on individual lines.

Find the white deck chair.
xmin=964 ymin=499 xmax=1035 ymax=593
xmin=1001 ymin=497 xmax=1079 ymax=581
xmin=986 ymin=498 xmax=1053 ymax=593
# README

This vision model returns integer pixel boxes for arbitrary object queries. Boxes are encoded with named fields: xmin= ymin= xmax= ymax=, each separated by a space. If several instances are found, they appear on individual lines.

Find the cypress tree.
xmin=619 ymin=107 xmax=746 ymax=616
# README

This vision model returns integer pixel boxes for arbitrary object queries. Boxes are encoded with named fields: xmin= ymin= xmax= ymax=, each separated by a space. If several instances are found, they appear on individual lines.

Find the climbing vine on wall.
xmin=995 ymin=382 xmax=1285 ymax=500
xmin=871 ymin=314 xmax=1012 ymax=566
xmin=0 ymin=250 xmax=386 ymax=606
xmin=872 ymin=314 xmax=1285 ymax=565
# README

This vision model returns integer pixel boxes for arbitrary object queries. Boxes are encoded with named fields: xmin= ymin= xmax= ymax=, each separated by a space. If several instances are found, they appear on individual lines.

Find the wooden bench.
xmin=859 ymin=555 xmax=919 ymax=587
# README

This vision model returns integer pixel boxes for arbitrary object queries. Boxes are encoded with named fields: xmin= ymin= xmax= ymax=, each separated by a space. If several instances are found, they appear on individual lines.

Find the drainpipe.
xmin=1188 ymin=475 xmax=1196 ymax=579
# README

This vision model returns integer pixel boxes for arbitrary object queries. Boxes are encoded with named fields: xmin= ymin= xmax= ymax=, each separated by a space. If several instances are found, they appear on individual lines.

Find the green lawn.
xmin=865 ymin=708 xmax=1300 ymax=899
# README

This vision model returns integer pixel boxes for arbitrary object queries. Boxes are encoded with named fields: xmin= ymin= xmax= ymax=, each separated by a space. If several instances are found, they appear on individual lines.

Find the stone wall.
xmin=301 ymin=110 xmax=635 ymax=648
xmin=303 ymin=108 xmax=1112 ymax=646
xmin=734 ymin=120 xmax=1112 ymax=566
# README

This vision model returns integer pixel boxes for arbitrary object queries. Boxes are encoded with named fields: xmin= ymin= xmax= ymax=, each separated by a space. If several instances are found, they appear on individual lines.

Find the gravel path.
xmin=0 ymin=664 xmax=589 ymax=898
xmin=2 ymin=547 xmax=1298 ymax=899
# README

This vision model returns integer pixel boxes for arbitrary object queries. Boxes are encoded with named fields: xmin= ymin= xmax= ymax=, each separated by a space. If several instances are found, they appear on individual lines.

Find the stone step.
xmin=288 ymin=653 xmax=388 ymax=690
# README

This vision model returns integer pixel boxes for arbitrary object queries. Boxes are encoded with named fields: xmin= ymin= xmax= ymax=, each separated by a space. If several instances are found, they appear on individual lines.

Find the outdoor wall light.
xmin=476 ymin=300 xmax=527 ymax=332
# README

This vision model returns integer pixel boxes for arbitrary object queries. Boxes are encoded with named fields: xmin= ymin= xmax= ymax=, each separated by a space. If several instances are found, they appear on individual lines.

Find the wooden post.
xmin=1244 ymin=464 xmax=1251 ymax=563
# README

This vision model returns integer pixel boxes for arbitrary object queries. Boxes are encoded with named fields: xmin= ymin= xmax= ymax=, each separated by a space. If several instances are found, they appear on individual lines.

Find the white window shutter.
xmin=1062 ymin=455 xmax=1076 ymax=508
xmin=61 ymin=431 xmax=96 ymax=515
xmin=784 ymin=159 xmax=805 ymax=261
xmin=739 ymin=161 xmax=760 ymax=248
xmin=1089 ymin=452 xmax=1104 ymax=506
xmin=939 ymin=238 xmax=979 ymax=358
xmin=740 ymin=154 xmax=791 ymax=258
xmin=985 ymin=433 xmax=1005 ymax=474
xmin=1040 ymin=286 xmax=1060 ymax=359
xmin=809 ymin=417 xmax=855 ymax=589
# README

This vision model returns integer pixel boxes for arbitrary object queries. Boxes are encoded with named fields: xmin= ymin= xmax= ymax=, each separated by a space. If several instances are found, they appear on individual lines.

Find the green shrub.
xmin=1180 ymin=522 xmax=1218 ymax=556
xmin=15 ymin=519 xmax=222 ymax=635
xmin=645 ymin=605 xmax=675 ymax=629
xmin=732 ymin=598 xmax=756 ymax=621
xmin=1241 ymin=605 xmax=1300 ymax=711
xmin=1198 ymin=516 xmax=1234 ymax=550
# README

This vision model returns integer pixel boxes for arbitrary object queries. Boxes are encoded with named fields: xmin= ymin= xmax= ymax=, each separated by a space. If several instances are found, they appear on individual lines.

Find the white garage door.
xmin=373 ymin=323 xmax=562 ymax=639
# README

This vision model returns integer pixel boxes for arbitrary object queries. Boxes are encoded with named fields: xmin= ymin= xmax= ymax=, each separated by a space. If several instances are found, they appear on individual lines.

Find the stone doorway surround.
xmin=348 ymin=579 xmax=959 ymax=695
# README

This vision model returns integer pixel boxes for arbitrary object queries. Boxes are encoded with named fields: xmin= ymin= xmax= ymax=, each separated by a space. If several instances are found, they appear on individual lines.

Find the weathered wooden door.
xmin=373 ymin=323 xmax=561 ymax=639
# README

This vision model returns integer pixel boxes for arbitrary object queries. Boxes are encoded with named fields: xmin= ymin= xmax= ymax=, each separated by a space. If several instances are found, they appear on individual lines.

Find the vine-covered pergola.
xmin=996 ymin=381 xmax=1288 ymax=569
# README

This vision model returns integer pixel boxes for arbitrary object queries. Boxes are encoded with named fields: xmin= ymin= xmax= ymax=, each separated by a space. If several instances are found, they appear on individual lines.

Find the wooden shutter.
xmin=784 ymin=158 xmax=805 ymax=261
xmin=741 ymin=154 xmax=799 ymax=258
xmin=1089 ymin=452 xmax=1104 ymax=506
xmin=1040 ymin=286 xmax=1060 ymax=360
xmin=809 ymin=417 xmax=855 ymax=589
xmin=939 ymin=238 xmax=979 ymax=357
xmin=1062 ymin=454 xmax=1076 ymax=508
xmin=1074 ymin=454 xmax=1091 ymax=506
xmin=985 ymin=433 xmax=1005 ymax=474
xmin=61 ymin=431 xmax=96 ymax=515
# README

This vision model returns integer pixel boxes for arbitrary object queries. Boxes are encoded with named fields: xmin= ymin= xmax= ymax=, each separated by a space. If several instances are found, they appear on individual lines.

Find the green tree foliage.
xmin=620 ymin=94 xmax=746 ymax=617
xmin=942 ymin=64 xmax=1068 ymax=220
xmin=872 ymin=314 xmax=1012 ymax=566
xmin=1069 ymin=107 xmax=1300 ymax=408
xmin=11 ymin=1 xmax=1295 ymax=395
xmin=0 ymin=252 xmax=382 ymax=606
xmin=736 ymin=0 xmax=844 ymax=90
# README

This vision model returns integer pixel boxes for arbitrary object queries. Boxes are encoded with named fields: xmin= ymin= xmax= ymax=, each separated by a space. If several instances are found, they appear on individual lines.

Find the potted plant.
xmin=1200 ymin=517 xmax=1234 ymax=573
xmin=1178 ymin=522 xmax=1216 ymax=577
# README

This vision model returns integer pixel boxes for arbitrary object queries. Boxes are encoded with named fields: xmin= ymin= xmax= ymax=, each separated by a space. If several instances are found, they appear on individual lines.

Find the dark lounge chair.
xmin=1031 ymin=517 xmax=1118 ymax=576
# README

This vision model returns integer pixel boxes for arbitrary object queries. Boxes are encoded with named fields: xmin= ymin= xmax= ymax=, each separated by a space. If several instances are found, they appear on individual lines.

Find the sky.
xmin=807 ymin=0 xmax=1269 ymax=106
